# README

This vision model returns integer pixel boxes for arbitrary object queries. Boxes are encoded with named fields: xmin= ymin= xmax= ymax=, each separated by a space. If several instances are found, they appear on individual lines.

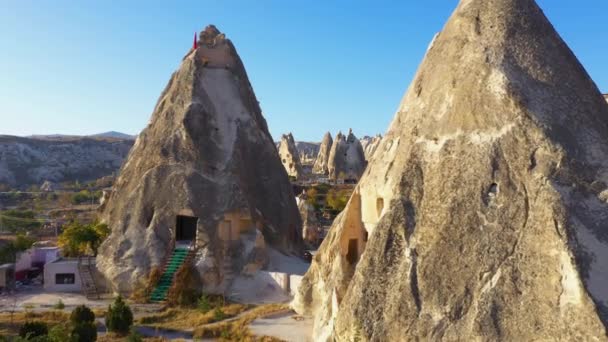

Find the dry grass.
xmin=0 ymin=310 xmax=69 ymax=335
xmin=97 ymin=334 xmax=175 ymax=342
xmin=138 ymin=303 xmax=252 ymax=331
xmin=193 ymin=303 xmax=289 ymax=341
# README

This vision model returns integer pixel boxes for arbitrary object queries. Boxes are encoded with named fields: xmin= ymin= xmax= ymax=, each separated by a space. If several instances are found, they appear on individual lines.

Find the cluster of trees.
xmin=304 ymin=184 xmax=350 ymax=213
xmin=0 ymin=210 xmax=42 ymax=233
xmin=15 ymin=297 xmax=134 ymax=341
xmin=326 ymin=189 xmax=350 ymax=212
xmin=0 ymin=234 xmax=35 ymax=264
xmin=70 ymin=190 xmax=102 ymax=205
xmin=58 ymin=220 xmax=110 ymax=257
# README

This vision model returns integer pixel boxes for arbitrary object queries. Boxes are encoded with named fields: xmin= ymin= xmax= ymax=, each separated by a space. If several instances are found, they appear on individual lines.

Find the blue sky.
xmin=1 ymin=1 xmax=607 ymax=142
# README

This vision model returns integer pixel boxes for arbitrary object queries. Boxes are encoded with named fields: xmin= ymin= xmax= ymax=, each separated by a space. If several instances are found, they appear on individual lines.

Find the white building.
xmin=44 ymin=258 xmax=82 ymax=292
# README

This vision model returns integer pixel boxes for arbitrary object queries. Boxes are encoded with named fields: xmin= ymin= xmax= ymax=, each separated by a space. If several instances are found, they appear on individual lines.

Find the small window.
xmin=56 ymin=273 xmax=75 ymax=285
xmin=376 ymin=198 xmax=384 ymax=217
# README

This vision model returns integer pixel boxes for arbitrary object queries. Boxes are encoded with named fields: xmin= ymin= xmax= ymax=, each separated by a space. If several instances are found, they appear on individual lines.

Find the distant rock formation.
xmin=278 ymin=133 xmax=304 ymax=179
xmin=312 ymin=132 xmax=333 ymax=175
xmin=604 ymin=94 xmax=608 ymax=103
xmin=297 ymin=193 xmax=321 ymax=246
xmin=40 ymin=181 xmax=56 ymax=192
xmin=296 ymin=142 xmax=320 ymax=165
xmin=98 ymin=25 xmax=303 ymax=294
xmin=327 ymin=130 xmax=366 ymax=181
xmin=360 ymin=134 xmax=382 ymax=160
xmin=293 ymin=0 xmax=608 ymax=340
xmin=0 ymin=135 xmax=132 ymax=188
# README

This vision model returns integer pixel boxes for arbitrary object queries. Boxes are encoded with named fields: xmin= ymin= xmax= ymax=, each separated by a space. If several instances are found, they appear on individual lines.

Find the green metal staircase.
xmin=150 ymin=247 xmax=191 ymax=302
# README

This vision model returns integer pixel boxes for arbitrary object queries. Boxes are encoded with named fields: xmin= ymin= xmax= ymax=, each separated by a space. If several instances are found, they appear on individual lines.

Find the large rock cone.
xmin=313 ymin=132 xmax=333 ymax=175
xmin=327 ymin=130 xmax=366 ymax=181
xmin=98 ymin=25 xmax=303 ymax=294
xmin=278 ymin=133 xmax=303 ymax=179
xmin=293 ymin=0 xmax=608 ymax=340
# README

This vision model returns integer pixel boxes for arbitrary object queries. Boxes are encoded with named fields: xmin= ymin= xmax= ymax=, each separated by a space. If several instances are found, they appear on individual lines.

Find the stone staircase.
xmin=78 ymin=256 xmax=99 ymax=299
xmin=150 ymin=247 xmax=194 ymax=302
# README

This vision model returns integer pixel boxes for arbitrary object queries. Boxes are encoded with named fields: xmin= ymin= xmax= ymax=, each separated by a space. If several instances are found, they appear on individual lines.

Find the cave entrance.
xmin=176 ymin=215 xmax=198 ymax=242
xmin=346 ymin=238 xmax=359 ymax=264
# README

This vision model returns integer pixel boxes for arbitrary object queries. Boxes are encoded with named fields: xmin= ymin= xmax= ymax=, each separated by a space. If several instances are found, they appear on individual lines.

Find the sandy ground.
xmin=0 ymin=289 xmax=112 ymax=311
xmin=249 ymin=311 xmax=313 ymax=342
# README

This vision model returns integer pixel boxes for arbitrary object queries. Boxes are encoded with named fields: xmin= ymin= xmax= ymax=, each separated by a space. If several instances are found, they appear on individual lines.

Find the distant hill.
xmin=91 ymin=131 xmax=136 ymax=140
xmin=29 ymin=131 xmax=136 ymax=141
xmin=0 ymin=135 xmax=133 ymax=188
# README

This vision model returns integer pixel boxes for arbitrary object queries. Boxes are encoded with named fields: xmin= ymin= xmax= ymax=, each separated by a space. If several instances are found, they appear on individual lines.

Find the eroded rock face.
xmin=312 ymin=132 xmax=333 ymax=175
xmin=293 ymin=0 xmax=608 ymax=340
xmin=98 ymin=25 xmax=303 ymax=294
xmin=297 ymin=193 xmax=321 ymax=246
xmin=0 ymin=136 xmax=131 ymax=188
xmin=297 ymin=142 xmax=320 ymax=165
xmin=278 ymin=133 xmax=304 ymax=179
xmin=360 ymin=135 xmax=382 ymax=161
xmin=327 ymin=130 xmax=366 ymax=181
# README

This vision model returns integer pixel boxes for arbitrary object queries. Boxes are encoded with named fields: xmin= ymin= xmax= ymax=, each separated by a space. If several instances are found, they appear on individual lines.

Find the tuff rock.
xmin=293 ymin=0 xmax=608 ymax=340
xmin=278 ymin=133 xmax=304 ymax=179
xmin=327 ymin=129 xmax=366 ymax=181
xmin=98 ymin=25 xmax=303 ymax=294
xmin=313 ymin=132 xmax=333 ymax=175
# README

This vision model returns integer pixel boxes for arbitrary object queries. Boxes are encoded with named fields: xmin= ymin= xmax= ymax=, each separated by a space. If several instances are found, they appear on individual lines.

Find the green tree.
xmin=326 ymin=189 xmax=349 ymax=212
xmin=58 ymin=220 xmax=109 ymax=256
xmin=0 ymin=209 xmax=42 ymax=233
xmin=0 ymin=234 xmax=35 ymax=263
xmin=69 ymin=305 xmax=96 ymax=342
xmin=105 ymin=296 xmax=133 ymax=335
xmin=70 ymin=305 xmax=95 ymax=325
xmin=19 ymin=321 xmax=48 ymax=339
xmin=47 ymin=324 xmax=70 ymax=342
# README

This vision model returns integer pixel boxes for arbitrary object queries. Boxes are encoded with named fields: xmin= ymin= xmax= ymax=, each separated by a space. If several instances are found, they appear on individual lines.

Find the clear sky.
xmin=1 ymin=1 xmax=607 ymax=142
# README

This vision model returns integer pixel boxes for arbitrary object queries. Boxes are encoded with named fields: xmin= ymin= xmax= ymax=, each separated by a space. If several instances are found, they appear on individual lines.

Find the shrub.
xmin=105 ymin=296 xmax=133 ymax=335
xmin=70 ymin=305 xmax=95 ymax=324
xmin=70 ymin=322 xmax=97 ymax=342
xmin=125 ymin=328 xmax=143 ymax=342
xmin=19 ymin=321 xmax=48 ymax=339
xmin=53 ymin=300 xmax=65 ymax=310
xmin=47 ymin=324 xmax=70 ymax=342
xmin=166 ymin=264 xmax=199 ymax=307
xmin=197 ymin=294 xmax=212 ymax=313
xmin=213 ymin=307 xmax=226 ymax=322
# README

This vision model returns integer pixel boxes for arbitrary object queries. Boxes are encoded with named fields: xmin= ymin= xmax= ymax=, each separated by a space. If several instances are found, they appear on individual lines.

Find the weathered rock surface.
xmin=327 ymin=130 xmax=366 ymax=181
xmin=0 ymin=135 xmax=131 ymax=188
xmin=360 ymin=135 xmax=382 ymax=161
xmin=278 ymin=133 xmax=304 ymax=179
xmin=296 ymin=141 xmax=320 ymax=165
xmin=604 ymin=94 xmax=608 ymax=103
xmin=293 ymin=0 xmax=608 ymax=340
xmin=312 ymin=132 xmax=333 ymax=175
xmin=297 ymin=193 xmax=321 ymax=246
xmin=98 ymin=25 xmax=303 ymax=294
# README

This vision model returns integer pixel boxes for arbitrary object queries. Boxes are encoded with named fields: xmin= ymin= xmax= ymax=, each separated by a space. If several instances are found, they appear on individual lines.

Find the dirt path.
xmin=249 ymin=310 xmax=313 ymax=342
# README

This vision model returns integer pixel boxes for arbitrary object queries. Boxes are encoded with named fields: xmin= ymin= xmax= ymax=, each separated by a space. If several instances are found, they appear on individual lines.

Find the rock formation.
xmin=296 ymin=141 xmax=320 ymax=165
xmin=297 ymin=192 xmax=321 ymax=246
xmin=604 ymin=94 xmax=608 ymax=103
xmin=312 ymin=132 xmax=333 ymax=175
xmin=293 ymin=0 xmax=608 ymax=340
xmin=0 ymin=135 xmax=131 ymax=188
xmin=360 ymin=134 xmax=382 ymax=161
xmin=98 ymin=25 xmax=303 ymax=294
xmin=327 ymin=130 xmax=366 ymax=181
xmin=278 ymin=133 xmax=304 ymax=179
